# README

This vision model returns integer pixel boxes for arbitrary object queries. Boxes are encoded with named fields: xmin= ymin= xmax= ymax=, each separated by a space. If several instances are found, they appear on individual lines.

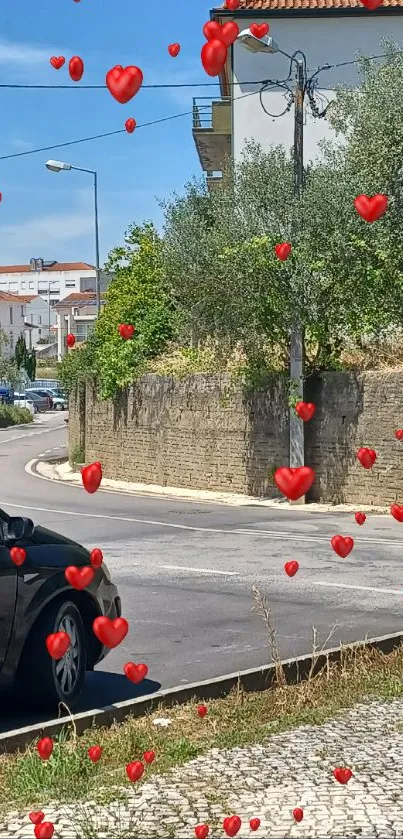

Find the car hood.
xmin=30 ymin=525 xmax=90 ymax=555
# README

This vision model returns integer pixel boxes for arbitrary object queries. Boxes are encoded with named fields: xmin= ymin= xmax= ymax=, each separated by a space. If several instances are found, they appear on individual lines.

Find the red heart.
xmin=106 ymin=65 xmax=143 ymax=104
xmin=9 ymin=546 xmax=27 ymax=566
xmin=125 ymin=118 xmax=136 ymax=134
xmin=275 ymin=242 xmax=291 ymax=261
xmin=293 ymin=808 xmax=304 ymax=822
xmin=225 ymin=0 xmax=240 ymax=8
xmin=201 ymin=39 xmax=227 ymax=77
xmin=34 ymin=824 xmax=54 ymax=839
xmin=69 ymin=56 xmax=84 ymax=82
xmin=295 ymin=401 xmax=315 ymax=422
xmin=37 ymin=737 xmax=54 ymax=760
xmin=221 ymin=21 xmax=240 ymax=46
xmin=29 ymin=813 xmax=45 ymax=825
xmin=223 ymin=816 xmax=241 ymax=837
xmin=274 ymin=466 xmax=315 ymax=501
xmin=46 ymin=631 xmax=70 ymax=660
xmin=168 ymin=43 xmax=181 ymax=57
xmin=124 ymin=661 xmax=148 ymax=683
xmin=249 ymin=818 xmax=261 ymax=831
xmin=203 ymin=21 xmax=223 ymax=40
xmin=197 ymin=704 xmax=208 ymax=718
xmin=333 ymin=767 xmax=353 ymax=784
xmin=396 ymin=429 xmax=403 ymax=440
xmin=90 ymin=548 xmax=103 ymax=568
xmin=0 ymin=193 xmax=2 ymax=203
xmin=250 ymin=23 xmax=269 ymax=38
xmin=284 ymin=560 xmax=299 ymax=577
xmin=65 ymin=565 xmax=94 ymax=590
xmin=358 ymin=0 xmax=383 ymax=8
xmin=88 ymin=745 xmax=102 ymax=762
xmin=126 ymin=761 xmax=144 ymax=782
xmin=93 ymin=616 xmax=129 ymax=648
xmin=143 ymin=750 xmax=155 ymax=764
xmin=355 ymin=512 xmax=366 ymax=526
xmin=356 ymin=447 xmax=376 ymax=469
xmin=50 ymin=56 xmax=65 ymax=70
xmin=354 ymin=194 xmax=388 ymax=223
xmin=331 ymin=535 xmax=354 ymax=558
xmin=391 ymin=503 xmax=403 ymax=522
xmin=81 ymin=461 xmax=102 ymax=494
xmin=66 ymin=333 xmax=75 ymax=348
xmin=119 ymin=323 xmax=135 ymax=339
xmin=195 ymin=826 xmax=209 ymax=839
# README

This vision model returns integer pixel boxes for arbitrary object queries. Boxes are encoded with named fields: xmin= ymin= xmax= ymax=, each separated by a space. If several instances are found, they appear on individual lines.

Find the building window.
xmin=9 ymin=332 xmax=13 ymax=349
xmin=65 ymin=281 xmax=76 ymax=287
xmin=21 ymin=281 xmax=26 ymax=289
xmin=38 ymin=315 xmax=42 ymax=325
xmin=20 ymin=305 xmax=24 ymax=317
xmin=29 ymin=281 xmax=34 ymax=289
xmin=9 ymin=307 xmax=13 ymax=325
xmin=38 ymin=329 xmax=42 ymax=336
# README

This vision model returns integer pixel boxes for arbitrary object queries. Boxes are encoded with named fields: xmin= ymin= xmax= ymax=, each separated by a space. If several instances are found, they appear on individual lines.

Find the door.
xmin=0 ymin=541 xmax=17 ymax=673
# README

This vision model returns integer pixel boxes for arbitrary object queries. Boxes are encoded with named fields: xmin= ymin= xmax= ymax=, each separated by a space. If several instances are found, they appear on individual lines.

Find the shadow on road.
xmin=0 ymin=670 xmax=162 ymax=734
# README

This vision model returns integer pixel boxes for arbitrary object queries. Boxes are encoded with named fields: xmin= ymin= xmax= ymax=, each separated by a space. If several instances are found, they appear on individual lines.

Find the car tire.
xmin=55 ymin=403 xmax=62 ymax=411
xmin=18 ymin=600 xmax=87 ymax=711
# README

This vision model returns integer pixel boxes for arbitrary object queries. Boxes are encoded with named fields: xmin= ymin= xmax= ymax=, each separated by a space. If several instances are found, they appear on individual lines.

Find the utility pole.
xmin=289 ymin=58 xmax=305 ymax=499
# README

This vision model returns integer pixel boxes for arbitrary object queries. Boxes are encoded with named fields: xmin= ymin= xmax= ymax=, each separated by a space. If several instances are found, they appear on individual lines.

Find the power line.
xmin=0 ymin=47 xmax=399 ymax=163
xmin=0 ymin=48 xmax=401 ymax=91
xmin=0 ymin=89 xmax=261 ymax=162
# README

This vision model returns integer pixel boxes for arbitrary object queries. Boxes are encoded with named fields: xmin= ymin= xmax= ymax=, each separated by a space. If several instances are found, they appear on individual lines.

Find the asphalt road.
xmin=2 ymin=412 xmax=403 ymax=731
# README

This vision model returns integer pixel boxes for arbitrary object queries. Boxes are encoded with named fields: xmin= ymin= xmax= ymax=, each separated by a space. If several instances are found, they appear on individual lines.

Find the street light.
xmin=237 ymin=30 xmax=306 ymax=496
xmin=45 ymin=160 xmax=101 ymax=317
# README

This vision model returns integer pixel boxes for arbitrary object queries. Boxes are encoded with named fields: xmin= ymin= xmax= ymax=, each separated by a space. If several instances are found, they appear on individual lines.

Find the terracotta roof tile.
xmin=54 ymin=292 xmax=97 ymax=306
xmin=0 ymin=262 xmax=95 ymax=274
xmin=219 ymin=0 xmax=403 ymax=8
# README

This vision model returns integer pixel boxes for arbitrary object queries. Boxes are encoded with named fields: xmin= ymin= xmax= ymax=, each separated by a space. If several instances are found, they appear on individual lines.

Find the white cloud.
xmin=0 ymin=40 xmax=52 ymax=67
xmin=11 ymin=138 xmax=35 ymax=151
xmin=0 ymin=211 xmax=95 ymax=263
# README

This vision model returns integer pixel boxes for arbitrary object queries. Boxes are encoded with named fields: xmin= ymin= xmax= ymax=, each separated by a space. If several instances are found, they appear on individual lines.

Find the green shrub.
xmin=0 ymin=404 xmax=33 ymax=428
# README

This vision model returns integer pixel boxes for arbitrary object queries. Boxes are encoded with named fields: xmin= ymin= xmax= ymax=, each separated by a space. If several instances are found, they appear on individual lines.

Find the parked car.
xmin=13 ymin=392 xmax=48 ymax=413
xmin=26 ymin=388 xmax=53 ymax=410
xmin=0 ymin=387 xmax=14 ymax=405
xmin=32 ymin=388 xmax=68 ymax=411
xmin=13 ymin=397 xmax=35 ymax=417
xmin=0 ymin=509 xmax=121 ymax=710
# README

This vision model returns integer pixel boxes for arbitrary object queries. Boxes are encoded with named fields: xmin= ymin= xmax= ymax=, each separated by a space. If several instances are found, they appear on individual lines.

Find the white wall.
xmin=233 ymin=15 xmax=403 ymax=163
xmin=0 ymin=268 xmax=96 ymax=304
xmin=0 ymin=300 xmax=25 ymax=358
xmin=25 ymin=296 xmax=57 ymax=347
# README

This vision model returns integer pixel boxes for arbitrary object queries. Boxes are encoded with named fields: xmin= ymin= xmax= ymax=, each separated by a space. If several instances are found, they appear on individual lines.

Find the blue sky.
xmin=0 ymin=0 xmax=217 ymax=267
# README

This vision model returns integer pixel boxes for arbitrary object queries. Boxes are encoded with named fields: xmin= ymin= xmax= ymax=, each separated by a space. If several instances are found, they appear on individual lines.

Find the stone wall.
xmin=69 ymin=371 xmax=403 ymax=505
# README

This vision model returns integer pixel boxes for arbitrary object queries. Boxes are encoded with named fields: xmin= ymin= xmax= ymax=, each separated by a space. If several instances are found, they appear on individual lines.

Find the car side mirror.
xmin=5 ymin=516 xmax=34 ymax=546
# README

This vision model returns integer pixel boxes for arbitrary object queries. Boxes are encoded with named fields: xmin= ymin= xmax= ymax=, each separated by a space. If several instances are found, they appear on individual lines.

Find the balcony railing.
xmin=192 ymin=97 xmax=231 ymax=130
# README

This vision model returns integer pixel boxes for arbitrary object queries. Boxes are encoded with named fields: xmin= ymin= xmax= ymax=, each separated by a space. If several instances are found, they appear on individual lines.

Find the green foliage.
xmin=13 ymin=335 xmax=36 ymax=381
xmin=0 ymin=404 xmax=33 ymax=427
xmin=14 ymin=335 xmax=26 ymax=370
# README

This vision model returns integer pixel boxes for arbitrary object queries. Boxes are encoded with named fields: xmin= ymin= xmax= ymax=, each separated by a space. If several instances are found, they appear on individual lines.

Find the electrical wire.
xmin=0 ymin=87 xmax=261 ymax=162
xmin=0 ymin=47 xmax=401 ymax=91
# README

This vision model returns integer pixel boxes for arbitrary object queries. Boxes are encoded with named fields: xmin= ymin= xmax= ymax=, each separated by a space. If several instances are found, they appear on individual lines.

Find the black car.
xmin=0 ymin=508 xmax=121 ymax=711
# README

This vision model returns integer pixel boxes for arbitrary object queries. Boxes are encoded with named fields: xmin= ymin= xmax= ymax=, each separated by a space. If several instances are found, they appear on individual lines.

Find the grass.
xmin=0 ymin=404 xmax=33 ymax=427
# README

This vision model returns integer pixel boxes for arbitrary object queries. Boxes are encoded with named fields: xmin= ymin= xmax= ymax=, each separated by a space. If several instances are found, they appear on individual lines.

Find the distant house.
xmin=53 ymin=292 xmax=106 ymax=361
xmin=192 ymin=0 xmax=403 ymax=188
xmin=0 ymin=292 xmax=27 ymax=359
xmin=21 ymin=295 xmax=57 ymax=349
xmin=0 ymin=259 xmax=113 ymax=306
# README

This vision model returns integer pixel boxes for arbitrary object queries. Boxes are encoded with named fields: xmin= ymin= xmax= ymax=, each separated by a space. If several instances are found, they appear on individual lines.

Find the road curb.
xmin=1 ymin=629 xmax=403 ymax=754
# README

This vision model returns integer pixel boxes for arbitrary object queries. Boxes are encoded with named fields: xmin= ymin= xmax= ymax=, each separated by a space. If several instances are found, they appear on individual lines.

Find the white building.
xmin=22 ymin=295 xmax=57 ymax=349
xmin=0 ymin=259 xmax=113 ymax=307
xmin=0 ymin=292 xmax=27 ymax=358
xmin=192 ymin=0 xmax=403 ymax=184
xmin=54 ymin=292 xmax=107 ymax=361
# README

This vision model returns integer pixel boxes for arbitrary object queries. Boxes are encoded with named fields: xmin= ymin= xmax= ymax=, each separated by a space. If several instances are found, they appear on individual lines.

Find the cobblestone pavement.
xmin=3 ymin=697 xmax=403 ymax=838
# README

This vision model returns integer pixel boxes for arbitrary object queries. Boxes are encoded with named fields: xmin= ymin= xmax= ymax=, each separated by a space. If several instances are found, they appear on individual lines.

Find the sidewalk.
xmin=33 ymin=459 xmax=391 ymax=515
xmin=1 ymin=696 xmax=403 ymax=838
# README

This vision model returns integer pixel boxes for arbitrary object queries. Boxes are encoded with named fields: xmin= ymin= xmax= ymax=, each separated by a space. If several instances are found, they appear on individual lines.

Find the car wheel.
xmin=55 ymin=403 xmax=62 ymax=411
xmin=18 ymin=600 xmax=87 ymax=711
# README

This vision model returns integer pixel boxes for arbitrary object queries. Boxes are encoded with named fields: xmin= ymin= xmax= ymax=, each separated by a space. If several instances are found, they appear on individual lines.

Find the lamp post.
xmin=45 ymin=160 xmax=101 ymax=316
xmin=237 ymin=30 xmax=309 ymax=495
